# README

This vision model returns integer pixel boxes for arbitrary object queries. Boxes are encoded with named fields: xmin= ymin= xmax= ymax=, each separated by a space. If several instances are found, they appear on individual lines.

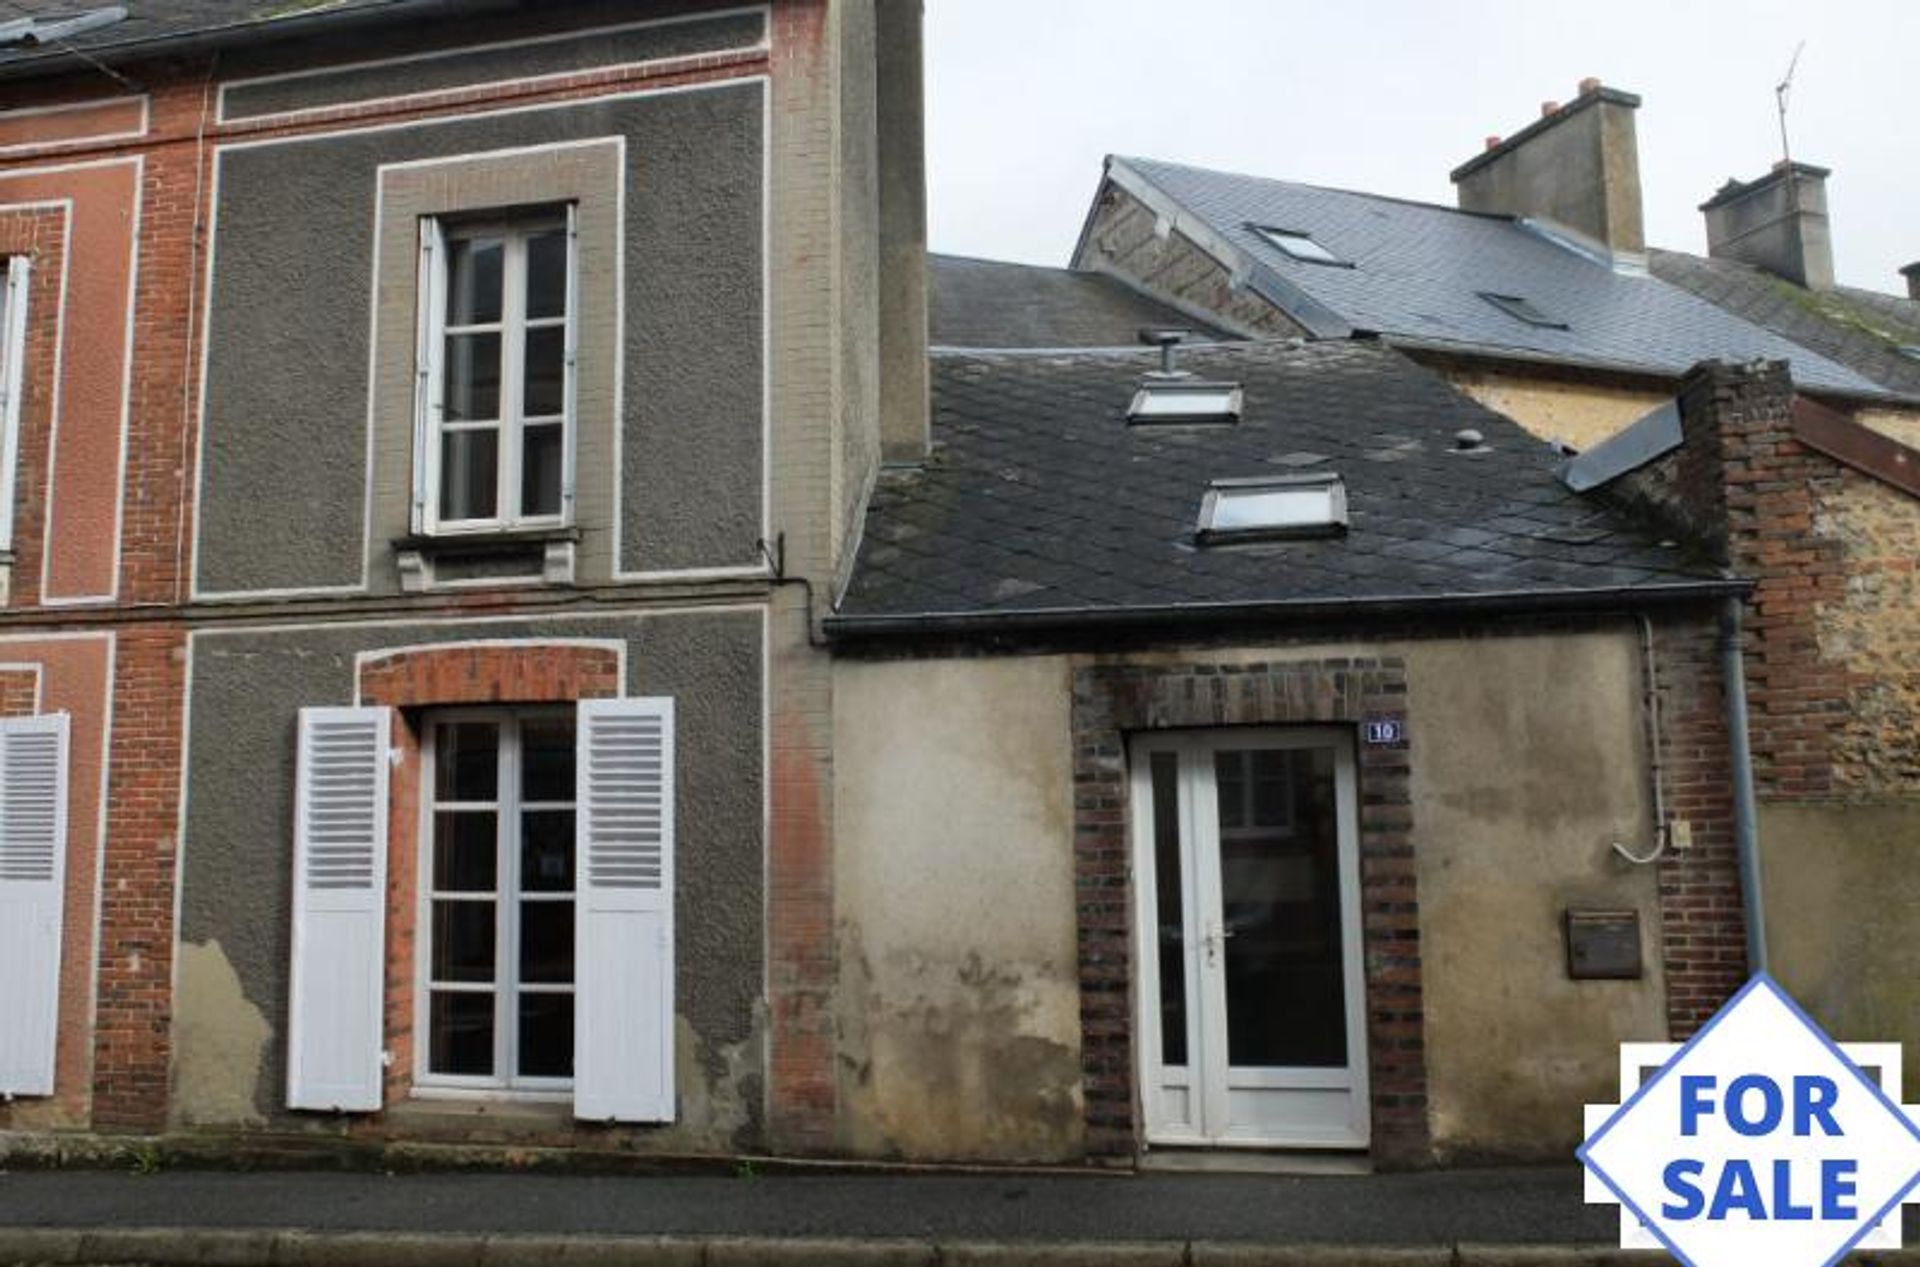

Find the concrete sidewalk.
xmin=0 ymin=1165 xmax=1908 ymax=1264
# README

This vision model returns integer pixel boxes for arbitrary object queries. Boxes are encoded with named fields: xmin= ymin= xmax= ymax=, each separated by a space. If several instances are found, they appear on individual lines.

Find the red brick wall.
xmin=0 ymin=665 xmax=36 ymax=715
xmin=1649 ymin=614 xmax=1747 ymax=1036
xmin=359 ymin=644 xmax=621 ymax=709
xmin=1070 ymin=658 xmax=1429 ymax=1167
xmin=92 ymin=625 xmax=187 ymax=1130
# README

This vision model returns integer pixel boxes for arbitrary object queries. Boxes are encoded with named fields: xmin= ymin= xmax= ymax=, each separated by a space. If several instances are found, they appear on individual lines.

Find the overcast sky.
xmin=924 ymin=0 xmax=1919 ymax=293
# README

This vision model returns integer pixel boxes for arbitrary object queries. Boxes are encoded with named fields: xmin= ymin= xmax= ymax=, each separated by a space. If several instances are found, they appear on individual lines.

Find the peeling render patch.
xmin=170 ymin=940 xmax=271 ymax=1130
xmin=839 ymin=940 xmax=1081 ymax=1163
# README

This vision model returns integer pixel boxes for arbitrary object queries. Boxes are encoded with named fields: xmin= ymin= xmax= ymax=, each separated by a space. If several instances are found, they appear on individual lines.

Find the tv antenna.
xmin=1775 ymin=40 xmax=1806 ymax=171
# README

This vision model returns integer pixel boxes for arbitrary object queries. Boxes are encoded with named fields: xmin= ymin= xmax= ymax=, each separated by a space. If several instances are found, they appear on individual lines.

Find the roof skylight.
xmin=1252 ymin=226 xmax=1348 ymax=267
xmin=1128 ymin=379 xmax=1242 ymax=425
xmin=1196 ymin=474 xmax=1347 ymax=544
xmin=1479 ymin=291 xmax=1569 ymax=330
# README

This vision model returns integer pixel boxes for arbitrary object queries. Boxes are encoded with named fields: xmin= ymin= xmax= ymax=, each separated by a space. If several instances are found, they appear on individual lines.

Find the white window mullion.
xmin=499 ymin=236 xmax=526 ymax=529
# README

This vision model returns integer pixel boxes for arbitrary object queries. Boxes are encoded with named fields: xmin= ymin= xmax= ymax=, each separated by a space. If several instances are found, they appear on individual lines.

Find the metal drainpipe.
xmin=1720 ymin=594 xmax=1768 ymax=976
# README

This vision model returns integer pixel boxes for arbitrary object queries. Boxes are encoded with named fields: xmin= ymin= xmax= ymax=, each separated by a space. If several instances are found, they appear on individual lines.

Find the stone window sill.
xmin=391 ymin=527 xmax=579 ymax=591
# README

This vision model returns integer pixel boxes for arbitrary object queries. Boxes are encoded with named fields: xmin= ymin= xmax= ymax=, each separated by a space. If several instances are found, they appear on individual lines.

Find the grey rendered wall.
xmin=172 ymin=609 xmax=765 ymax=1149
xmin=196 ymin=76 xmax=765 ymax=595
xmin=222 ymin=9 xmax=767 ymax=121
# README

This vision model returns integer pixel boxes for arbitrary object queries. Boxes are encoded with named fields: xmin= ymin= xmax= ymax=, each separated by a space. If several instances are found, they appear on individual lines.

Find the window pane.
xmin=429 ymin=991 xmax=494 ymax=1077
xmin=1150 ymin=751 xmax=1187 ymax=1067
xmin=520 ymin=716 xmax=576 ymax=802
xmin=521 ymin=424 xmax=563 ymax=519
xmin=444 ymin=332 xmax=500 ymax=422
xmin=432 ymin=811 xmax=497 ymax=892
xmin=521 ymin=811 xmax=576 ymax=893
xmin=434 ymin=722 xmax=498 ymax=801
xmin=1214 ymin=745 xmax=1347 ymax=1069
xmin=523 ymin=326 xmax=565 ymax=418
xmin=446 ymin=236 xmax=503 ymax=326
xmin=525 ymin=231 xmax=567 ymax=320
xmin=517 ymin=994 xmax=573 ymax=1079
xmin=431 ymin=900 xmax=496 ymax=983
xmin=439 ymin=428 xmax=499 ymax=522
xmin=519 ymin=901 xmax=574 ymax=984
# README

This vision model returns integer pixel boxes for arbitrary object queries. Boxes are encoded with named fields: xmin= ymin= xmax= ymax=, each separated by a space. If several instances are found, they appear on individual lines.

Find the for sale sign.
xmin=1581 ymin=974 xmax=1920 ymax=1267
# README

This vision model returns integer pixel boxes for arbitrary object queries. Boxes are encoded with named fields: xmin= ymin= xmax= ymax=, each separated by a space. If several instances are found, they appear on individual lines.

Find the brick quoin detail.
xmin=357 ymin=643 xmax=621 ymax=708
xmin=1070 ymin=658 xmax=1429 ymax=1167
xmin=0 ymin=667 xmax=37 ymax=716
xmin=1649 ymin=614 xmax=1747 ymax=1037
xmin=1675 ymin=361 xmax=1851 ymax=799
xmin=92 ymin=626 xmax=187 ymax=1130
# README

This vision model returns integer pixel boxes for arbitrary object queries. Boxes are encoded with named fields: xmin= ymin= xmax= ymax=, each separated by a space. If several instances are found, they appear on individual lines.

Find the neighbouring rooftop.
xmin=1102 ymin=156 xmax=1895 ymax=400
xmin=929 ymin=253 xmax=1225 ymax=350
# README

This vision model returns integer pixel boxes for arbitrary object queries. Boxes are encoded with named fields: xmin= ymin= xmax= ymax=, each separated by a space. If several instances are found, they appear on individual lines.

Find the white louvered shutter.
xmin=574 ymin=698 xmax=675 ymax=1123
xmin=0 ymin=713 xmax=69 ymax=1097
xmin=287 ymin=707 xmax=389 ymax=1112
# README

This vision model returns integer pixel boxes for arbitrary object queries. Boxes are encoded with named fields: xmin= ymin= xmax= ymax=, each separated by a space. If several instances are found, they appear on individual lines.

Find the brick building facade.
xmin=0 ymin=0 xmax=925 ymax=1157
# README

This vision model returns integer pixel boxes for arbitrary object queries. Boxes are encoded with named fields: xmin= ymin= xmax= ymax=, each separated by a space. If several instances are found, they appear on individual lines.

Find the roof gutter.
xmin=0 ymin=0 xmax=489 ymax=82
xmin=825 ymin=579 xmax=1749 ymax=642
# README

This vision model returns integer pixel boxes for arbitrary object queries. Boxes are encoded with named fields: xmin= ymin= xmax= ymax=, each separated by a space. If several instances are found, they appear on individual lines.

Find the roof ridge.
xmin=1114 ymin=155 xmax=1518 ymax=225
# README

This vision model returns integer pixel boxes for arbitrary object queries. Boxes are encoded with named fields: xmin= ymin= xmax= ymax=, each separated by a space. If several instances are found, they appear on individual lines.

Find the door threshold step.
xmin=1139 ymin=1148 xmax=1373 ymax=1176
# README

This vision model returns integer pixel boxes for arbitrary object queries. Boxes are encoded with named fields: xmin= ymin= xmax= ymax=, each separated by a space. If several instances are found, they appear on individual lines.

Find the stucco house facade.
xmin=0 ymin=0 xmax=930 ymax=1160
xmin=0 ymin=0 xmax=1909 ymax=1176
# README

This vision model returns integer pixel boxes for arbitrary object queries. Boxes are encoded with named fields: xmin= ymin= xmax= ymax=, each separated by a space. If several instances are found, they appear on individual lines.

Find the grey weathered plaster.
xmin=222 ymin=9 xmax=766 ymax=121
xmin=197 ymin=80 xmax=766 ymax=595
xmin=175 ymin=609 xmax=764 ymax=1137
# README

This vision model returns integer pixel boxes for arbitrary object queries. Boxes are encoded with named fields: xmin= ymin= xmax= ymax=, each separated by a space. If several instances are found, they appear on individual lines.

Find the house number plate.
xmin=1363 ymin=718 xmax=1403 ymax=745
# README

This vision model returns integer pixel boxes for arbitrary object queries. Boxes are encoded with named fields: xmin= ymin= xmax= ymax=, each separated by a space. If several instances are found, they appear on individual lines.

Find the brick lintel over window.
xmin=1069 ymin=656 xmax=1429 ymax=1167
xmin=358 ymin=642 xmax=621 ymax=709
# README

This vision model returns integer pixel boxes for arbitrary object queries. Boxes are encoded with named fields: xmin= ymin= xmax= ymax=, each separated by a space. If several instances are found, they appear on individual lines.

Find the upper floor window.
xmin=416 ymin=209 xmax=576 ymax=534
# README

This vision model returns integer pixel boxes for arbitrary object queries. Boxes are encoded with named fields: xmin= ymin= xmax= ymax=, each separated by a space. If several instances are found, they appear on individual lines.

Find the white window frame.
xmin=1196 ymin=473 xmax=1348 ymax=544
xmin=0 ymin=255 xmax=31 ymax=557
xmin=1250 ymin=225 xmax=1348 ymax=268
xmin=414 ymin=208 xmax=578 ymax=537
xmin=413 ymin=707 xmax=578 ymax=1100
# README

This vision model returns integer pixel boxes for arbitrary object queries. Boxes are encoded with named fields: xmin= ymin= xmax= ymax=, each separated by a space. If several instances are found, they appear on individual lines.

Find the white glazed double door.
xmin=1131 ymin=729 xmax=1369 ymax=1150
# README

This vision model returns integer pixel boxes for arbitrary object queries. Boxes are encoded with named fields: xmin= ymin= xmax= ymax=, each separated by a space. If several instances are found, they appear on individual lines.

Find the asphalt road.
xmin=0 ymin=1166 xmax=1623 ymax=1245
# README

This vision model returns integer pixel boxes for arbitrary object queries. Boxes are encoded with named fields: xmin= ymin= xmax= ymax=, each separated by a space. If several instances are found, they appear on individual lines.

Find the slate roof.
xmin=0 ymin=0 xmax=410 ymax=75
xmin=835 ymin=340 xmax=1732 ymax=631
xmin=1648 ymin=249 xmax=1920 ymax=397
xmin=1108 ymin=157 xmax=1896 ymax=401
xmin=930 ymin=253 xmax=1225 ymax=349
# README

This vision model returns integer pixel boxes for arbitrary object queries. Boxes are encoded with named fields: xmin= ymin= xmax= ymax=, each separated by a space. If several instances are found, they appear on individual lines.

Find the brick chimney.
xmin=1450 ymin=78 xmax=1645 ymax=257
xmin=1901 ymin=262 xmax=1920 ymax=302
xmin=1701 ymin=162 xmax=1835 ymax=292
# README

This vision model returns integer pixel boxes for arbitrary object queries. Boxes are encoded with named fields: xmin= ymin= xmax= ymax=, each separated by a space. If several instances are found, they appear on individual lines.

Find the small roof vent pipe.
xmin=1139 ymin=327 xmax=1193 ymax=378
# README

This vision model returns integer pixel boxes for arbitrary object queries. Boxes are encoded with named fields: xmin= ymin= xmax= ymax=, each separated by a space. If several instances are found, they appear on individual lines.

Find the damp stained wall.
xmin=830 ymin=628 xmax=1665 ymax=1163
xmin=831 ymin=656 xmax=1083 ymax=1162
xmin=170 ymin=610 xmax=765 ymax=1149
